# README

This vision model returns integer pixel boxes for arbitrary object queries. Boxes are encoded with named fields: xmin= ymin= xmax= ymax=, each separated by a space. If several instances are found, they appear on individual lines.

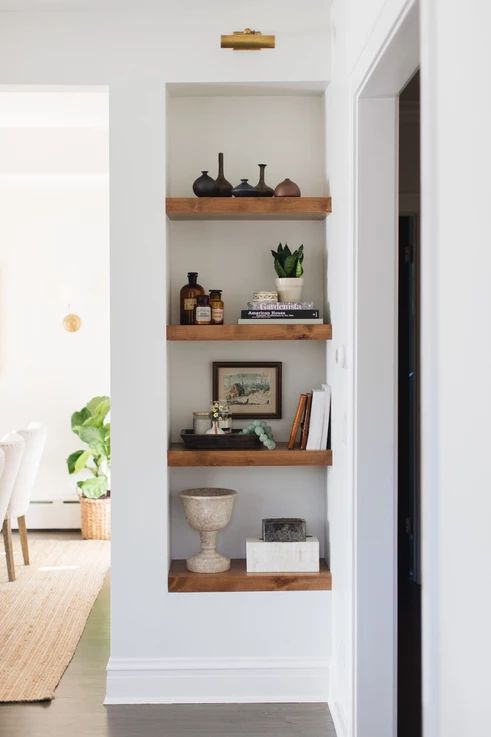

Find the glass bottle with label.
xmin=180 ymin=272 xmax=204 ymax=325
xmin=218 ymin=400 xmax=232 ymax=433
xmin=209 ymin=290 xmax=224 ymax=325
xmin=195 ymin=294 xmax=212 ymax=325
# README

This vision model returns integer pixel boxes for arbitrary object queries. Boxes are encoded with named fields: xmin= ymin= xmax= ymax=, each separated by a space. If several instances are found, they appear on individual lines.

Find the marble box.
xmin=246 ymin=536 xmax=320 ymax=573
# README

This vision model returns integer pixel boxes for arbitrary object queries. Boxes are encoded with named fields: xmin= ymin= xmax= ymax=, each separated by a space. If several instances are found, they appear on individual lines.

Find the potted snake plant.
xmin=67 ymin=396 xmax=111 ymax=540
xmin=271 ymin=243 xmax=304 ymax=302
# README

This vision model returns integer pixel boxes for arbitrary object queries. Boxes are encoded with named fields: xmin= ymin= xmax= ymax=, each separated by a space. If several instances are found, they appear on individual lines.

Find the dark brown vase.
xmin=253 ymin=164 xmax=274 ymax=197
xmin=214 ymin=153 xmax=233 ymax=197
xmin=232 ymin=179 xmax=256 ymax=197
xmin=274 ymin=178 xmax=301 ymax=197
xmin=193 ymin=171 xmax=217 ymax=197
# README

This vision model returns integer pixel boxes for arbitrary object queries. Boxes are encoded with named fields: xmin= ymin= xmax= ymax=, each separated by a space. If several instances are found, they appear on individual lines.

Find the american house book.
xmin=240 ymin=309 xmax=320 ymax=319
xmin=238 ymin=300 xmax=323 ymax=325
xmin=238 ymin=318 xmax=323 ymax=324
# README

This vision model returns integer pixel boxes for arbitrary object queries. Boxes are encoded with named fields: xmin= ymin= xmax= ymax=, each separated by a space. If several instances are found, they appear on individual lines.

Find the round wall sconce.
xmin=63 ymin=312 xmax=81 ymax=332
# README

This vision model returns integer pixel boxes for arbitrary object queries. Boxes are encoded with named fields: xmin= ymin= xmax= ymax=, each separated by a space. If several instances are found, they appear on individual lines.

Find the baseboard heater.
xmin=17 ymin=499 xmax=82 ymax=529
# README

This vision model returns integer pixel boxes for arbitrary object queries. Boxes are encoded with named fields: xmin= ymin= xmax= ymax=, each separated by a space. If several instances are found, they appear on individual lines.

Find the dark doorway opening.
xmin=398 ymin=71 xmax=421 ymax=737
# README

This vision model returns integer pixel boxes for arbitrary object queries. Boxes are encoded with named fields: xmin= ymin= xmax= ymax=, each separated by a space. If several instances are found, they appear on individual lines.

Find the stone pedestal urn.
xmin=179 ymin=488 xmax=237 ymax=573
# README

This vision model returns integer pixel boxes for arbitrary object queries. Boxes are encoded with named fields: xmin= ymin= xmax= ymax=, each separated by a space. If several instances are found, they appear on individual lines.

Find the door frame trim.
xmin=350 ymin=3 xmax=420 ymax=735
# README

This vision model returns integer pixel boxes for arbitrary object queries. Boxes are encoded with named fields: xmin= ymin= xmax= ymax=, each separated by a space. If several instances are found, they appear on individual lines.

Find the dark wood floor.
xmin=0 ymin=532 xmax=336 ymax=737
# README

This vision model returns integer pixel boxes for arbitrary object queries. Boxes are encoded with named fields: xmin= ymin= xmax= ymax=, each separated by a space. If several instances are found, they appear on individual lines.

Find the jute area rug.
xmin=0 ymin=538 xmax=110 ymax=702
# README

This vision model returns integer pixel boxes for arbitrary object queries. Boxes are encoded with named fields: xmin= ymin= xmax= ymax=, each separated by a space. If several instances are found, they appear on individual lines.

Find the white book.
xmin=306 ymin=389 xmax=326 ymax=450
xmin=320 ymin=383 xmax=331 ymax=450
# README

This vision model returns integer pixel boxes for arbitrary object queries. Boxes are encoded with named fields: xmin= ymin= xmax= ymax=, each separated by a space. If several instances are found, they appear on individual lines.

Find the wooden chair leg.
xmin=18 ymin=515 xmax=30 ymax=565
xmin=2 ymin=517 xmax=15 ymax=582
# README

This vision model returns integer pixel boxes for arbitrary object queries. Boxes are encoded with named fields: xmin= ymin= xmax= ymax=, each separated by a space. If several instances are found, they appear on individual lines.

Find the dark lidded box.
xmin=262 ymin=518 xmax=306 ymax=542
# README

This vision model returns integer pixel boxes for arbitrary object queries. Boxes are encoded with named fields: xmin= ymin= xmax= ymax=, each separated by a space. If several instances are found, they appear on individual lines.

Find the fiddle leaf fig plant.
xmin=67 ymin=396 xmax=110 ymax=499
xmin=271 ymin=243 xmax=304 ymax=278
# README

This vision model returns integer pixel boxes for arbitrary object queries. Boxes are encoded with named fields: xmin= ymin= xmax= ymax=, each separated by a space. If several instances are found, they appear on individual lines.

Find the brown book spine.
xmin=288 ymin=394 xmax=307 ymax=449
xmin=300 ymin=392 xmax=313 ymax=449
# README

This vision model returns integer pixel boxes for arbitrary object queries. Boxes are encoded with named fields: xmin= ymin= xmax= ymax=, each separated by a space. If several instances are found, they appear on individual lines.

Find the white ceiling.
xmin=0 ymin=1 xmax=330 ymax=34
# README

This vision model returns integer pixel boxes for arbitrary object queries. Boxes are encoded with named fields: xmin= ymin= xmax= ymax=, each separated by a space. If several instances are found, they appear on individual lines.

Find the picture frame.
xmin=212 ymin=362 xmax=282 ymax=419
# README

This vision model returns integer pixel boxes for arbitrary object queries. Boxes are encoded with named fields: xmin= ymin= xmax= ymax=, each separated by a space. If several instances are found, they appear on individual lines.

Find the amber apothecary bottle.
xmin=180 ymin=272 xmax=204 ymax=325
xmin=209 ymin=290 xmax=224 ymax=325
xmin=195 ymin=294 xmax=212 ymax=325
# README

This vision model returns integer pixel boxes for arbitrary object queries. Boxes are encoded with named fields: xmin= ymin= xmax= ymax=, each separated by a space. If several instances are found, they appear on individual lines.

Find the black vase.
xmin=253 ymin=164 xmax=274 ymax=197
xmin=214 ymin=153 xmax=233 ymax=197
xmin=232 ymin=179 xmax=256 ymax=197
xmin=193 ymin=171 xmax=217 ymax=197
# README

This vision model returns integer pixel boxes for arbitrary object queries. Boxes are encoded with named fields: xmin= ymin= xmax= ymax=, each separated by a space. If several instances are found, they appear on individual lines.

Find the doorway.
xmin=398 ymin=72 xmax=421 ymax=737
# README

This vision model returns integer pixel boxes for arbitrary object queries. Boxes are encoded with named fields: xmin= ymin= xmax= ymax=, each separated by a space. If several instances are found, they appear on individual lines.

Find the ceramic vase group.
xmin=193 ymin=154 xmax=301 ymax=198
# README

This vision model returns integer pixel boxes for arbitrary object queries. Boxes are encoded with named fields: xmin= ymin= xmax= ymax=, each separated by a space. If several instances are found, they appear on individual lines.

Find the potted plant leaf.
xmin=67 ymin=396 xmax=111 ymax=540
xmin=271 ymin=243 xmax=304 ymax=302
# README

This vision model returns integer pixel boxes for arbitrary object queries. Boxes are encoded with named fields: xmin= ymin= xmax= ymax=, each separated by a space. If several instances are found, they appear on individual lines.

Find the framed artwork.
xmin=212 ymin=362 xmax=282 ymax=419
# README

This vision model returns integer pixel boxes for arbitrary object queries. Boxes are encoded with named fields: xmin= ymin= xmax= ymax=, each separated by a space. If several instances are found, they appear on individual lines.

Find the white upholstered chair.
xmin=0 ymin=448 xmax=6 ymax=573
xmin=0 ymin=433 xmax=25 ymax=582
xmin=8 ymin=422 xmax=47 ymax=570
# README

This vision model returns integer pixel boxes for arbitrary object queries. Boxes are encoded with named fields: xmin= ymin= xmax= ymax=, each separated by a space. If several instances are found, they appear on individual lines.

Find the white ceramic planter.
xmin=179 ymin=488 xmax=237 ymax=573
xmin=275 ymin=277 xmax=304 ymax=303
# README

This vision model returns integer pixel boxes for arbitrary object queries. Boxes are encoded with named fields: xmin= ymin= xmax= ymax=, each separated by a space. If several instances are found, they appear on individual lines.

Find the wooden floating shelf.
xmin=166 ymin=196 xmax=331 ymax=221
xmin=168 ymin=559 xmax=332 ymax=593
xmin=167 ymin=324 xmax=332 ymax=341
xmin=168 ymin=442 xmax=332 ymax=467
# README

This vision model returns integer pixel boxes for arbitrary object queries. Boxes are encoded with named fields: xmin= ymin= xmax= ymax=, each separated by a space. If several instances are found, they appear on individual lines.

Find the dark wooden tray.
xmin=180 ymin=429 xmax=261 ymax=450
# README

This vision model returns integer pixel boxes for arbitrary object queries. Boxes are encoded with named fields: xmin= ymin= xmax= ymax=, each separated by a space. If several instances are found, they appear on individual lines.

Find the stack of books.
xmin=287 ymin=385 xmax=331 ymax=450
xmin=238 ymin=300 xmax=323 ymax=325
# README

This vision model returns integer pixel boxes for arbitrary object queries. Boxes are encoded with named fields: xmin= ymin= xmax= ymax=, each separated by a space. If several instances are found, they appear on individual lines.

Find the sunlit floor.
xmin=0 ymin=531 xmax=336 ymax=737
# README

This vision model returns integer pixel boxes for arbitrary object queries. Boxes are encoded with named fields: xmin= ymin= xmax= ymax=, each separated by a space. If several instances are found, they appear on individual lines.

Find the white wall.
xmin=420 ymin=2 xmax=491 ymax=736
xmin=0 ymin=0 xmax=334 ymax=706
xmin=329 ymin=2 xmax=491 ymax=737
xmin=0 ymin=89 xmax=109 ymax=526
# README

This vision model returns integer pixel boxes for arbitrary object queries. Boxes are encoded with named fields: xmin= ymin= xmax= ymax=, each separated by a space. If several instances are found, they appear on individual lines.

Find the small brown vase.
xmin=274 ymin=178 xmax=301 ymax=197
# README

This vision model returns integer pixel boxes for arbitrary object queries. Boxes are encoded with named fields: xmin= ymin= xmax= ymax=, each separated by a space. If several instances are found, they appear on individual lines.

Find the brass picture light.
xmin=221 ymin=28 xmax=275 ymax=51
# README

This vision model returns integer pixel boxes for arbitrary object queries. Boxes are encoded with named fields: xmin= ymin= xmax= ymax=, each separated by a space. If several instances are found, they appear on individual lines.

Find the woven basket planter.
xmin=80 ymin=496 xmax=111 ymax=540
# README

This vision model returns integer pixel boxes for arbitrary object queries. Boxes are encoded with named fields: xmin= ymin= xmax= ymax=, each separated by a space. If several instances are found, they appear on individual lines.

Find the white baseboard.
xmin=105 ymin=656 xmax=330 ymax=705
xmin=331 ymin=700 xmax=349 ymax=737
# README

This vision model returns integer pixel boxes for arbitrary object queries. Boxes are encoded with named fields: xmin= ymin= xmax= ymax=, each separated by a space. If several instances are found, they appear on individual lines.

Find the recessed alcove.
xmin=165 ymin=82 xmax=331 ymax=590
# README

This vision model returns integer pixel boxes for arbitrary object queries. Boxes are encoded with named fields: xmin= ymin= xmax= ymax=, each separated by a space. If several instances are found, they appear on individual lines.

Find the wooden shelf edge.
xmin=166 ymin=196 xmax=332 ymax=220
xmin=168 ymin=443 xmax=332 ymax=467
xmin=168 ymin=559 xmax=332 ymax=592
xmin=167 ymin=324 xmax=332 ymax=341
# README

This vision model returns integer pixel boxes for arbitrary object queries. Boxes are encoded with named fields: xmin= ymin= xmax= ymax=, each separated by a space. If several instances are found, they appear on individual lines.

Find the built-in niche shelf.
xmin=168 ymin=559 xmax=332 ymax=592
xmin=167 ymin=324 xmax=332 ymax=341
xmin=168 ymin=443 xmax=332 ymax=467
xmin=166 ymin=196 xmax=331 ymax=221
xmin=166 ymin=86 xmax=332 ymax=591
